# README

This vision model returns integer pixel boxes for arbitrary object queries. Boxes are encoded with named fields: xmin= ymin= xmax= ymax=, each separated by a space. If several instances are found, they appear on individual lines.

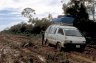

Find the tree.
xmin=48 ymin=13 xmax=53 ymax=21
xmin=85 ymin=0 xmax=96 ymax=21
xmin=62 ymin=0 xmax=96 ymax=21
xmin=21 ymin=8 xmax=36 ymax=24
xmin=62 ymin=0 xmax=89 ymax=35
xmin=62 ymin=0 xmax=89 ymax=19
xmin=61 ymin=0 xmax=96 ymax=38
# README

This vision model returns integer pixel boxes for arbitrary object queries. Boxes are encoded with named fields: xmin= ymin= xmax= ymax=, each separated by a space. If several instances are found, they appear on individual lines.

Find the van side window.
xmin=49 ymin=27 xmax=53 ymax=34
xmin=54 ymin=28 xmax=57 ymax=34
xmin=46 ymin=26 xmax=51 ymax=33
xmin=48 ymin=27 xmax=57 ymax=34
xmin=58 ymin=28 xmax=64 ymax=35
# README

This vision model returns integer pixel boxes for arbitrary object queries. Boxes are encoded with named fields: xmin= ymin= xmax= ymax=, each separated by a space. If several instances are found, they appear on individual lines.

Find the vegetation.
xmin=62 ymin=0 xmax=96 ymax=43
xmin=2 ymin=18 xmax=52 ymax=35
xmin=22 ymin=8 xmax=36 ymax=24
xmin=1 ymin=7 xmax=52 ymax=35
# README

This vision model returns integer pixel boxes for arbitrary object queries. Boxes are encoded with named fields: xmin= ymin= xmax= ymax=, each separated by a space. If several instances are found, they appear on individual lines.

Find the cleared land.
xmin=0 ymin=33 xmax=96 ymax=63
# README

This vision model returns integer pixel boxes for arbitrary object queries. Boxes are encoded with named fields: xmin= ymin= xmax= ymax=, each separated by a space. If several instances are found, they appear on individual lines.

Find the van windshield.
xmin=64 ymin=29 xmax=82 ymax=37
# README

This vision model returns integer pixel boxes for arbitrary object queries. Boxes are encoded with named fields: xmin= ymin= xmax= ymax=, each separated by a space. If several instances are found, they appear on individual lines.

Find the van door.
xmin=50 ymin=27 xmax=57 ymax=45
xmin=55 ymin=28 xmax=65 ymax=44
xmin=47 ymin=27 xmax=56 ymax=44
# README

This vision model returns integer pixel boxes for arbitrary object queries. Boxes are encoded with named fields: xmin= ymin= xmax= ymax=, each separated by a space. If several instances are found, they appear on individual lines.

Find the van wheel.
xmin=56 ymin=43 xmax=62 ymax=51
xmin=79 ymin=45 xmax=85 ymax=52
xmin=45 ymin=39 xmax=49 ymax=46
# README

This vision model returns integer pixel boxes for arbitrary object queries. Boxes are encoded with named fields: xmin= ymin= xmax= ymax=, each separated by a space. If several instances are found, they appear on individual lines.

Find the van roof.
xmin=50 ymin=24 xmax=77 ymax=29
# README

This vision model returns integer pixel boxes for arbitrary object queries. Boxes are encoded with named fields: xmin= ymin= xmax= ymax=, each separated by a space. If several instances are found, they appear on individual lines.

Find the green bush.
xmin=2 ymin=18 xmax=52 ymax=35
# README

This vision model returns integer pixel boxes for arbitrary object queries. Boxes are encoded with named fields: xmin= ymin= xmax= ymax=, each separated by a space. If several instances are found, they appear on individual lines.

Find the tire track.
xmin=67 ymin=51 xmax=96 ymax=63
xmin=1 ymin=34 xmax=96 ymax=63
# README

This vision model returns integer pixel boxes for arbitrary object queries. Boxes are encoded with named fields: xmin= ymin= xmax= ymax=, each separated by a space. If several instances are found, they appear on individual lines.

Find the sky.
xmin=0 ymin=0 xmax=69 ymax=31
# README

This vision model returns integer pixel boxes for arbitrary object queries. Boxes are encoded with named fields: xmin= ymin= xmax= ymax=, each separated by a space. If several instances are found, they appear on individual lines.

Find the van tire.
xmin=56 ymin=42 xmax=62 ymax=51
xmin=79 ymin=45 xmax=85 ymax=52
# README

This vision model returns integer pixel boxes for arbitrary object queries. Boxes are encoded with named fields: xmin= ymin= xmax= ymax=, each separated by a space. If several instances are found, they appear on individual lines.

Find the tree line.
xmin=2 ymin=18 xmax=52 ymax=35
xmin=62 ymin=0 xmax=96 ymax=42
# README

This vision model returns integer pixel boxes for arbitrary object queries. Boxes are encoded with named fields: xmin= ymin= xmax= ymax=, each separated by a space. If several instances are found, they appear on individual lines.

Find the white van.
xmin=44 ymin=24 xmax=86 ymax=50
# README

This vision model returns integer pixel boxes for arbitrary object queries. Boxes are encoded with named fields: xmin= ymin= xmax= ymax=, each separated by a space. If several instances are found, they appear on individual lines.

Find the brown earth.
xmin=0 ymin=33 xmax=96 ymax=63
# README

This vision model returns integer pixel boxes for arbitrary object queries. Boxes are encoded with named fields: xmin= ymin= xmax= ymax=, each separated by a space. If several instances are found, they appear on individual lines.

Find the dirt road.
xmin=0 ymin=33 xmax=96 ymax=63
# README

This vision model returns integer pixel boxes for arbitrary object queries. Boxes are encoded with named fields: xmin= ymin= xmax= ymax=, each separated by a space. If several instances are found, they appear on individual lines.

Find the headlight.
xmin=65 ymin=40 xmax=72 ymax=43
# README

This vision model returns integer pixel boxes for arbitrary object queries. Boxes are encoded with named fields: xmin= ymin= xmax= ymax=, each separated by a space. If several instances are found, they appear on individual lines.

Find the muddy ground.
xmin=0 ymin=33 xmax=96 ymax=63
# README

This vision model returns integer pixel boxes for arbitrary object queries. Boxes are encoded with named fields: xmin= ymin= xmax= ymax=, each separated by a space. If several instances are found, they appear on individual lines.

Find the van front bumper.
xmin=64 ymin=43 xmax=86 ymax=48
